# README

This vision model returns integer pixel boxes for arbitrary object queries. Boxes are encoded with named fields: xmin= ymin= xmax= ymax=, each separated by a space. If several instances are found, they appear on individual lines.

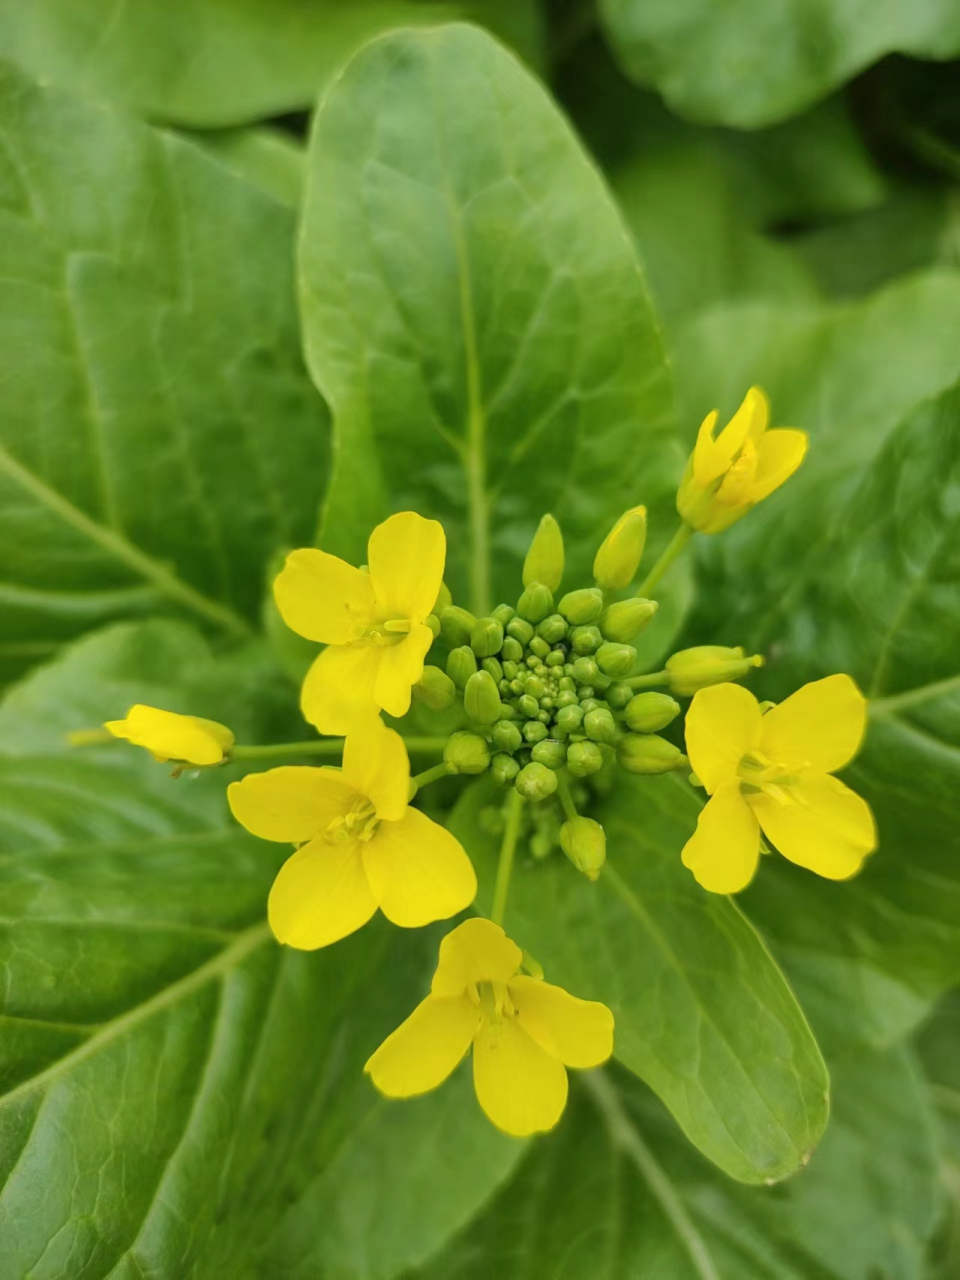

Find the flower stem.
xmin=230 ymin=736 xmax=448 ymax=762
xmin=637 ymin=523 xmax=693 ymax=598
xmin=491 ymin=788 xmax=524 ymax=926
xmin=556 ymin=772 xmax=578 ymax=822
xmin=410 ymin=761 xmax=451 ymax=792
xmin=625 ymin=670 xmax=669 ymax=690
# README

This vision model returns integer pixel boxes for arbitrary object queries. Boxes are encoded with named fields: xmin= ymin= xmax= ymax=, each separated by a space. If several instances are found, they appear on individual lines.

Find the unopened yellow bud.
xmin=665 ymin=646 xmax=763 ymax=696
xmin=104 ymin=705 xmax=233 ymax=765
xmin=523 ymin=514 xmax=565 ymax=592
xmin=593 ymin=506 xmax=647 ymax=591
xmin=560 ymin=816 xmax=606 ymax=881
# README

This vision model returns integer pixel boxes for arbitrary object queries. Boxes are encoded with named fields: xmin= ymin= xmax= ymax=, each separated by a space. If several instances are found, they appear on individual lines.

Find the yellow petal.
xmin=227 ymin=765 xmax=355 ymax=843
xmin=104 ymin=705 xmax=233 ymax=765
xmin=273 ymin=548 xmax=375 ymax=644
xmin=373 ymin=624 xmax=435 ymax=719
xmin=267 ymin=837 xmax=378 ymax=949
xmin=691 ymin=409 xmax=722 ymax=487
xmin=681 ymin=781 xmax=761 ymax=894
xmin=431 ymin=918 xmax=523 ymax=998
xmin=715 ymin=386 xmax=768 ymax=456
xmin=750 ymin=772 xmax=877 ymax=881
xmin=684 ymin=683 xmax=762 ymax=794
xmin=509 ymin=977 xmax=613 ymax=1068
xmin=363 ymin=807 xmax=477 ymax=928
xmin=364 ymin=994 xmax=478 ymax=1098
xmin=341 ymin=718 xmax=409 ymax=821
xmin=367 ymin=512 xmax=446 ymax=622
xmin=751 ymin=428 xmax=807 ymax=502
xmin=300 ymin=642 xmax=381 ymax=736
xmin=473 ymin=1016 xmax=568 ymax=1137
xmin=759 ymin=673 xmax=867 ymax=774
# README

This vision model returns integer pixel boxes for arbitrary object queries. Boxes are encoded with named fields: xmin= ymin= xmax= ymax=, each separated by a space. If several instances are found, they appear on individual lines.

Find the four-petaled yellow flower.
xmin=365 ymin=918 xmax=614 ymax=1137
xmin=682 ymin=675 xmax=876 ymax=894
xmin=228 ymin=718 xmax=476 ymax=950
xmin=104 ymin=704 xmax=234 ymax=765
xmin=274 ymin=511 xmax=445 ymax=735
xmin=677 ymin=387 xmax=807 ymax=534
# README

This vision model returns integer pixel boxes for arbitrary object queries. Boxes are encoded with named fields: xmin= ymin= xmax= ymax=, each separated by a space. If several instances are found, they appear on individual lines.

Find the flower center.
xmin=737 ymin=750 xmax=796 ymax=804
xmin=323 ymin=797 xmax=378 ymax=843
xmin=362 ymin=617 xmax=413 ymax=646
xmin=475 ymin=979 xmax=516 ymax=1027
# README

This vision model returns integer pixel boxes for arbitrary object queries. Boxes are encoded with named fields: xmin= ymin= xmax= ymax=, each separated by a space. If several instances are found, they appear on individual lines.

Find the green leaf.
xmin=0 ymin=0 xmax=544 ymax=127
xmin=598 ymin=0 xmax=960 ymax=128
xmin=448 ymin=773 xmax=828 ymax=1184
xmin=413 ymin=1044 xmax=939 ymax=1280
xmin=184 ymin=125 xmax=306 ymax=208
xmin=0 ymin=623 xmax=522 ymax=1276
xmin=916 ymin=992 xmax=960 ymax=1278
xmin=298 ymin=23 xmax=678 ymax=617
xmin=0 ymin=61 xmax=329 ymax=686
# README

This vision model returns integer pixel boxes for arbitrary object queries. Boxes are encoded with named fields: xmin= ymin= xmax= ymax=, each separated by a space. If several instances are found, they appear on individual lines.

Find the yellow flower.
xmin=677 ymin=387 xmax=807 ymax=534
xmin=364 ymin=918 xmax=614 ymax=1137
xmin=681 ymin=675 xmax=877 ymax=894
xmin=104 ymin=705 xmax=233 ymax=765
xmin=274 ymin=512 xmax=445 ymax=734
xmin=227 ymin=718 xmax=476 ymax=950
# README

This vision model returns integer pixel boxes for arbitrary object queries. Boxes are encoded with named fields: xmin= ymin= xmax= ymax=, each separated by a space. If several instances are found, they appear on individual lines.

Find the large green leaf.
xmin=598 ymin=0 xmax=960 ymax=128
xmin=448 ymin=774 xmax=828 ymax=1185
xmin=0 ymin=622 xmax=522 ymax=1277
xmin=298 ymin=22 xmax=678 ymax=616
xmin=0 ymin=61 xmax=329 ymax=685
xmin=0 ymin=1 xmax=543 ymax=127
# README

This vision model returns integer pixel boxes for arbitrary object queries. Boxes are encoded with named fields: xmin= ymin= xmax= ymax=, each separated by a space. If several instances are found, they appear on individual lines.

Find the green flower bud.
xmin=531 ymin=739 xmax=567 ymax=770
xmin=570 ymin=625 xmax=603 ymax=656
xmin=566 ymin=740 xmax=604 ymax=777
xmin=571 ymin=655 xmax=599 ymax=685
xmin=545 ymin=649 xmax=566 ymax=667
xmin=558 ymin=675 xmax=576 ymax=693
xmin=523 ymin=720 xmax=549 ymax=744
xmin=554 ymin=691 xmax=576 ymax=713
xmin=471 ymin=617 xmax=504 ymax=658
xmin=492 ymin=719 xmax=523 ymax=754
xmin=433 ymin=581 xmax=453 ymax=614
xmin=523 ymin=675 xmax=546 ymax=700
xmin=482 ymin=656 xmax=503 ymax=683
xmin=596 ymin=642 xmax=636 ymax=678
xmin=464 ymin=670 xmax=503 ymax=725
xmin=618 ymin=733 xmax=686 ymax=774
xmin=501 ymin=636 xmax=523 ymax=663
xmin=506 ymin=617 xmax=535 ymax=646
xmin=516 ymin=761 xmax=558 ymax=801
xmin=537 ymin=614 xmax=567 ymax=645
xmin=665 ymin=646 xmax=764 ymax=696
xmin=529 ymin=636 xmax=551 ymax=658
xmin=523 ymin=513 xmax=565 ymax=592
xmin=600 ymin=597 xmax=658 ymax=644
xmin=501 ymin=660 xmax=519 ymax=681
xmin=558 ymin=587 xmax=604 ymax=625
xmin=499 ymin=702 xmax=519 ymax=719
xmin=625 ymin=692 xmax=681 ymax=733
xmin=446 ymin=645 xmax=478 ymax=689
xmin=579 ymin=697 xmax=600 ymax=713
xmin=492 ymin=603 xmax=515 ymax=627
xmin=556 ymin=703 xmax=585 ymax=735
xmin=413 ymin=665 xmax=456 ymax=711
xmin=606 ymin=681 xmax=633 ymax=710
xmin=444 ymin=731 xmax=491 ymax=775
xmin=584 ymin=707 xmax=619 ymax=744
xmin=491 ymin=753 xmax=521 ymax=785
xmin=518 ymin=694 xmax=540 ymax=719
xmin=439 ymin=605 xmax=476 ymax=647
xmin=426 ymin=613 xmax=441 ymax=639
xmin=593 ymin=506 xmax=647 ymax=591
xmin=537 ymin=710 xmax=551 ymax=724
xmin=560 ymin=816 xmax=607 ymax=881
xmin=517 ymin=582 xmax=554 ymax=624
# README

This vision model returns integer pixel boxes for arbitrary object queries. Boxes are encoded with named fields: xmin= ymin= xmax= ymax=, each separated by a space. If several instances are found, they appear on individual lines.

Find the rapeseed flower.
xmin=104 ymin=705 xmax=233 ymax=765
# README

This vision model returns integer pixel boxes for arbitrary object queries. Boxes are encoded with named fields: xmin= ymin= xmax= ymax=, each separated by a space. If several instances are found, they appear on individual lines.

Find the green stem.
xmin=870 ymin=673 xmax=960 ymax=719
xmin=556 ymin=773 xmax=578 ymax=823
xmin=637 ymin=523 xmax=694 ymax=598
xmin=490 ymin=788 xmax=524 ymax=926
xmin=626 ymin=669 xmax=669 ymax=691
xmin=230 ymin=736 xmax=448 ymax=762
xmin=411 ymin=762 xmax=451 ymax=792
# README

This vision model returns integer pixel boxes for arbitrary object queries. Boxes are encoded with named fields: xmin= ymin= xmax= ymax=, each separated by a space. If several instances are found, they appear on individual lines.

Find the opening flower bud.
xmin=566 ymin=740 xmax=604 ymax=777
xmin=618 ymin=733 xmax=687 ymax=774
xmin=665 ymin=646 xmax=764 ymax=696
xmin=444 ymin=731 xmax=491 ymax=775
xmin=558 ymin=587 xmax=604 ymax=625
xmin=531 ymin=739 xmax=567 ymax=770
xmin=491 ymin=753 xmax=521 ymax=785
xmin=440 ymin=605 xmax=477 ymax=647
xmin=560 ymin=816 xmax=607 ymax=881
xmin=464 ymin=670 xmax=503 ymax=725
xmin=517 ymin=581 xmax=554 ymax=623
xmin=413 ymin=665 xmax=456 ymax=712
xmin=470 ymin=617 xmax=504 ymax=658
xmin=446 ymin=645 xmax=478 ymax=689
xmin=492 ymin=719 xmax=522 ymax=754
xmin=600 ymin=597 xmax=658 ymax=644
xmin=624 ymin=692 xmax=680 ymax=733
xmin=584 ymin=707 xmax=619 ymax=744
xmin=596 ymin=642 xmax=636 ymax=678
xmin=593 ymin=506 xmax=647 ymax=591
xmin=522 ymin=513 xmax=565 ymax=592
xmin=516 ymin=761 xmax=559 ymax=801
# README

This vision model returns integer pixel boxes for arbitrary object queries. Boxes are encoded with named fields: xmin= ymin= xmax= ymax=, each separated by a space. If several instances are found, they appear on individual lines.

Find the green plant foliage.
xmin=298 ymin=23 xmax=678 ymax=614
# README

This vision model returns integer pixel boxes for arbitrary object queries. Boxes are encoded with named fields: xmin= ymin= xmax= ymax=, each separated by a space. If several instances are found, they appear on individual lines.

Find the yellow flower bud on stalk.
xmin=593 ymin=506 xmax=647 ymax=591
xmin=105 ymin=705 xmax=234 ymax=766
xmin=523 ymin=514 xmax=565 ymax=592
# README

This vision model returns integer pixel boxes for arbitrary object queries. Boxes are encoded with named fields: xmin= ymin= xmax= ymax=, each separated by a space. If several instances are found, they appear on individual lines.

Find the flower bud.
xmin=440 ymin=605 xmax=476 ymax=647
xmin=492 ymin=603 xmax=515 ymax=627
xmin=665 ymin=646 xmax=764 ymax=696
xmin=570 ymin=625 xmax=603 ymax=656
xmin=482 ymin=656 xmax=503 ymax=683
xmin=470 ymin=617 xmax=504 ymax=658
xmin=600 ymin=597 xmax=658 ymax=644
xmin=518 ymin=693 xmax=540 ymax=719
xmin=523 ymin=720 xmax=548 ymax=744
xmin=516 ymin=761 xmax=559 ymax=801
xmin=491 ymin=753 xmax=520 ymax=786
xmin=444 ymin=731 xmax=490 ymax=775
xmin=618 ymin=733 xmax=686 ymax=774
xmin=566 ymin=740 xmax=604 ymax=777
xmin=529 ymin=636 xmax=551 ymax=658
xmin=596 ymin=642 xmax=636 ymax=677
xmin=531 ymin=739 xmax=567 ymax=770
xmin=506 ymin=617 xmax=535 ymax=647
xmin=413 ymin=665 xmax=456 ymax=712
xmin=501 ymin=636 xmax=523 ymax=663
xmin=517 ymin=581 xmax=554 ymax=624
xmin=606 ymin=681 xmax=633 ymax=710
xmin=433 ymin=581 xmax=453 ymax=614
xmin=492 ymin=720 xmax=522 ymax=754
xmin=625 ymin=692 xmax=680 ymax=733
xmin=556 ymin=703 xmax=585 ymax=735
xmin=446 ymin=645 xmax=478 ymax=689
xmin=537 ymin=614 xmax=568 ymax=645
xmin=464 ymin=670 xmax=503 ymax=725
xmin=571 ymin=656 xmax=599 ymax=685
xmin=523 ymin=514 xmax=565 ymax=592
xmin=560 ymin=816 xmax=607 ymax=881
xmin=558 ymin=588 xmax=604 ymax=625
xmin=425 ymin=613 xmax=441 ymax=640
xmin=584 ymin=708 xmax=619 ymax=744
xmin=593 ymin=506 xmax=647 ymax=591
